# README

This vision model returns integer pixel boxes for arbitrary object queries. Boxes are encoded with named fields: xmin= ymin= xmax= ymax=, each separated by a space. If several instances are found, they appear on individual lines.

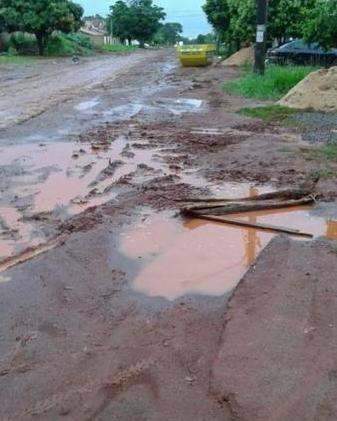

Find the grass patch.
xmin=240 ymin=105 xmax=298 ymax=122
xmin=305 ymin=143 xmax=337 ymax=162
xmin=309 ymin=168 xmax=337 ymax=180
xmin=320 ymin=144 xmax=337 ymax=160
xmin=224 ymin=65 xmax=317 ymax=100
xmin=100 ymin=44 xmax=137 ymax=53
xmin=0 ymin=55 xmax=38 ymax=65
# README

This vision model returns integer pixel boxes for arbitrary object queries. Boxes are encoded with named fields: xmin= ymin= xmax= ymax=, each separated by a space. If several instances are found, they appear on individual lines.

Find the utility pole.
xmin=254 ymin=0 xmax=267 ymax=75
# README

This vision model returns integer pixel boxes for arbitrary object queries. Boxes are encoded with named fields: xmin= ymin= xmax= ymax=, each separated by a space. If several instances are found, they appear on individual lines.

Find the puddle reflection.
xmin=120 ymin=204 xmax=337 ymax=301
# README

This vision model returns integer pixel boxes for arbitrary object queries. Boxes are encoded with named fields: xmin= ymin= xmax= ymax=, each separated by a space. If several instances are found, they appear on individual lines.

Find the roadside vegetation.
xmin=0 ymin=31 xmax=139 ymax=59
xmin=107 ymin=0 xmax=165 ymax=47
xmin=101 ymin=44 xmax=137 ymax=53
xmin=107 ymin=1 xmax=183 ymax=47
xmin=203 ymin=0 xmax=337 ymax=57
xmin=306 ymin=143 xmax=337 ymax=162
xmin=240 ymin=105 xmax=298 ymax=122
xmin=0 ymin=54 xmax=37 ymax=65
xmin=0 ymin=0 xmax=83 ymax=56
xmin=0 ymin=0 xmax=178 ymax=60
xmin=46 ymin=33 xmax=94 ymax=56
xmin=4 ymin=32 xmax=95 ymax=56
xmin=224 ymin=65 xmax=317 ymax=100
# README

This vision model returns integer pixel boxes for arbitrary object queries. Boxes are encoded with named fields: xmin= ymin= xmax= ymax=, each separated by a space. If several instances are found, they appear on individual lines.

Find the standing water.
xmin=120 ymin=205 xmax=337 ymax=301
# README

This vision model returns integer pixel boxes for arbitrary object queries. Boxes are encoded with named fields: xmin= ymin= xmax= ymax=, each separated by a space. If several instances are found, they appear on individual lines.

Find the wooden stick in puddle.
xmin=177 ymin=189 xmax=314 ymax=204
xmin=181 ymin=197 xmax=315 ymax=214
xmin=187 ymin=213 xmax=314 ymax=238
xmin=0 ymin=235 xmax=67 ymax=273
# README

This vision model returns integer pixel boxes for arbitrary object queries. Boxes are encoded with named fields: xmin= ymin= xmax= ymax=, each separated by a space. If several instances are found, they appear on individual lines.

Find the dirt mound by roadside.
xmin=279 ymin=66 xmax=337 ymax=112
xmin=212 ymin=236 xmax=337 ymax=420
xmin=222 ymin=46 xmax=254 ymax=67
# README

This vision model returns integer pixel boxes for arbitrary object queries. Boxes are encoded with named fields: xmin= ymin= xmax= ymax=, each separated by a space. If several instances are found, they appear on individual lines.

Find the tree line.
xmin=107 ymin=0 xmax=182 ymax=47
xmin=203 ymin=0 xmax=337 ymax=51
xmin=0 ymin=0 xmax=184 ymax=56
xmin=0 ymin=0 xmax=83 ymax=55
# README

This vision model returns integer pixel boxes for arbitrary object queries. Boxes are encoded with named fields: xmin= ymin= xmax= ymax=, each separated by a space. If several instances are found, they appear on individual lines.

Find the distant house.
xmin=80 ymin=15 xmax=120 ymax=47
xmin=83 ymin=14 xmax=106 ymax=33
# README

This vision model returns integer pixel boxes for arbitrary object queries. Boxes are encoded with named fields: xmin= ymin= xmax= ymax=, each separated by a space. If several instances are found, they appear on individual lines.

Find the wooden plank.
xmin=177 ymin=189 xmax=313 ymax=204
xmin=181 ymin=197 xmax=315 ymax=215
xmin=187 ymin=213 xmax=313 ymax=238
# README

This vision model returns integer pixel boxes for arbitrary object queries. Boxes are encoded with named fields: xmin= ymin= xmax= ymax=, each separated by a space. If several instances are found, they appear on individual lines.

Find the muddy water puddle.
xmin=73 ymin=93 xmax=203 ymax=123
xmin=153 ymin=98 xmax=204 ymax=116
xmin=0 ymin=132 xmax=230 ymax=260
xmin=120 ymin=207 xmax=337 ymax=301
xmin=0 ymin=141 xmax=121 ymax=259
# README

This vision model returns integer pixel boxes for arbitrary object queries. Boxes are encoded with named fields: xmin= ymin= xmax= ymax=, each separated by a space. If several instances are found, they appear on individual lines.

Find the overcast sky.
xmin=77 ymin=0 xmax=211 ymax=37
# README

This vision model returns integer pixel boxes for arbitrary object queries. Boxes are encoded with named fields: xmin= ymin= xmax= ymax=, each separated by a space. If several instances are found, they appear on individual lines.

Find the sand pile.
xmin=222 ymin=46 xmax=254 ymax=66
xmin=279 ymin=66 xmax=337 ymax=112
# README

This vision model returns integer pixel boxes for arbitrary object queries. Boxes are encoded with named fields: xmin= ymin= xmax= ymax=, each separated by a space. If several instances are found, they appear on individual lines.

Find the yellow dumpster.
xmin=177 ymin=44 xmax=216 ymax=67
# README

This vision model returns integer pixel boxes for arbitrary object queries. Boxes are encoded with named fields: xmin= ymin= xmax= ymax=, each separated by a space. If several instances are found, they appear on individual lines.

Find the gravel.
xmin=290 ymin=111 xmax=337 ymax=143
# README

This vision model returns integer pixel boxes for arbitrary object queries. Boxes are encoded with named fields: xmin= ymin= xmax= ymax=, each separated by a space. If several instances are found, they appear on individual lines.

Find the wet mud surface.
xmin=212 ymin=236 xmax=337 ymax=420
xmin=1 ymin=51 xmax=337 ymax=419
xmin=0 ymin=51 xmax=154 ymax=129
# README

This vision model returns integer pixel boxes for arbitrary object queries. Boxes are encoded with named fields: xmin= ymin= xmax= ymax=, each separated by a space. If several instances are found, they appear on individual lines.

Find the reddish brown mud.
xmin=1 ymin=50 xmax=337 ymax=420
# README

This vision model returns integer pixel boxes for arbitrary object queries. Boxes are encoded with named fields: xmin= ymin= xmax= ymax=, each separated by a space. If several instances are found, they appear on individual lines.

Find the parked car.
xmin=267 ymin=39 xmax=337 ymax=67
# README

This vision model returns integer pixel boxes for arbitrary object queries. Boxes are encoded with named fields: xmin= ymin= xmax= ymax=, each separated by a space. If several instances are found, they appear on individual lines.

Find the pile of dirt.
xmin=279 ymin=66 xmax=337 ymax=112
xmin=222 ymin=46 xmax=254 ymax=67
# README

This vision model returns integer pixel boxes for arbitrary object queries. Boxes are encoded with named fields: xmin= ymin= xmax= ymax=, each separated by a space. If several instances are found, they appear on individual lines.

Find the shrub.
xmin=10 ymin=33 xmax=37 ymax=55
xmin=65 ymin=33 xmax=93 ymax=50
xmin=46 ymin=33 xmax=93 ymax=56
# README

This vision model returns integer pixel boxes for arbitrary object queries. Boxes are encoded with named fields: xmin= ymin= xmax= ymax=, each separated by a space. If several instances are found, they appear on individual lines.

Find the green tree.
xmin=203 ymin=0 xmax=255 ymax=51
xmin=0 ymin=0 xmax=83 ymax=55
xmin=108 ymin=0 xmax=135 ymax=44
xmin=226 ymin=0 xmax=255 ymax=50
xmin=303 ymin=0 xmax=337 ymax=50
xmin=129 ymin=0 xmax=166 ymax=47
xmin=204 ymin=0 xmax=322 ymax=53
xmin=108 ymin=0 xmax=165 ymax=46
xmin=203 ymin=0 xmax=230 ymax=44
xmin=196 ymin=33 xmax=216 ymax=44
xmin=154 ymin=22 xmax=183 ymax=45
xmin=267 ymin=0 xmax=316 ymax=45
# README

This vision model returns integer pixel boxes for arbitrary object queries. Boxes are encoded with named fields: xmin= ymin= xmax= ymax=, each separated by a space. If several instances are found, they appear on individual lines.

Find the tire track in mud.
xmin=0 ymin=51 xmax=160 ymax=130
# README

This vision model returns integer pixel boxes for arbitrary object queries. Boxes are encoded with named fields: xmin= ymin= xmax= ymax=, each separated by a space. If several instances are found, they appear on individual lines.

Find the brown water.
xmin=120 ymin=207 xmax=337 ymax=301
xmin=0 ymin=141 xmax=121 ymax=259
xmin=0 ymin=135 xmax=273 ymax=260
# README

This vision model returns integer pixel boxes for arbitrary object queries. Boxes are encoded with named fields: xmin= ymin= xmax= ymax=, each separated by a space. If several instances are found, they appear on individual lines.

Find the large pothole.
xmin=119 ymin=205 xmax=337 ymax=301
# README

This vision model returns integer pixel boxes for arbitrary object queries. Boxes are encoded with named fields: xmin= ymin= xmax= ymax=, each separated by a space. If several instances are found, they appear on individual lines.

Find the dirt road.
xmin=1 ymin=50 xmax=337 ymax=420
xmin=0 ymin=51 xmax=154 ymax=129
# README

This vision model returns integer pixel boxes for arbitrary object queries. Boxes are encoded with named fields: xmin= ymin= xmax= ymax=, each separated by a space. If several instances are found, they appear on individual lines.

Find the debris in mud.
xmin=71 ymin=197 xmax=89 ymax=206
xmin=91 ymin=143 xmax=108 ymax=151
xmin=0 ymin=235 xmax=67 ymax=273
xmin=180 ymin=189 xmax=316 ymax=238
xmin=188 ymin=214 xmax=313 ymax=238
xmin=96 ymin=160 xmax=124 ymax=182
